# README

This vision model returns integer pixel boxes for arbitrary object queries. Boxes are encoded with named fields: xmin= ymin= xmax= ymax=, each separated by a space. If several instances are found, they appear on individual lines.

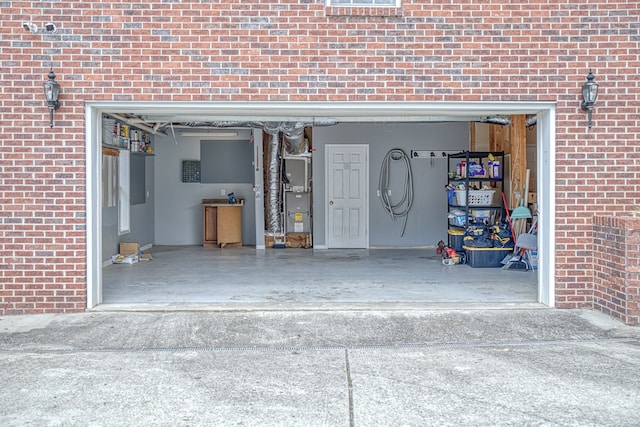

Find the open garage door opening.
xmin=85 ymin=102 xmax=556 ymax=310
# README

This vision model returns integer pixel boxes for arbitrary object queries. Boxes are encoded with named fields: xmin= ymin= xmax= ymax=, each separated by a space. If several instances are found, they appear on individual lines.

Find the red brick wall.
xmin=1 ymin=1 xmax=639 ymax=316
xmin=593 ymin=216 xmax=640 ymax=326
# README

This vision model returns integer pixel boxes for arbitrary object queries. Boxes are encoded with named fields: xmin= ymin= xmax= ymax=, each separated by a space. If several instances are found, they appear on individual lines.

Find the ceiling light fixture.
xmin=43 ymin=68 xmax=60 ymax=128
xmin=178 ymin=131 xmax=239 ymax=138
xmin=580 ymin=69 xmax=599 ymax=129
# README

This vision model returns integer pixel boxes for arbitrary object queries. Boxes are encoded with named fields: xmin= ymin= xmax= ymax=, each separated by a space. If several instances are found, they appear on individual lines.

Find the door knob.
xmin=329 ymin=201 xmax=334 ymax=205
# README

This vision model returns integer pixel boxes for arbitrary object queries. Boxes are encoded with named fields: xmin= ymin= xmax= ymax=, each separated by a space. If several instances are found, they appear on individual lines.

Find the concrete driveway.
xmin=1 ymin=307 xmax=639 ymax=426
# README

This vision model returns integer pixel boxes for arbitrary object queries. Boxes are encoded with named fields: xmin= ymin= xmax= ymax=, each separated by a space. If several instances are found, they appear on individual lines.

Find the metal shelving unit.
xmin=446 ymin=151 xmax=505 ymax=249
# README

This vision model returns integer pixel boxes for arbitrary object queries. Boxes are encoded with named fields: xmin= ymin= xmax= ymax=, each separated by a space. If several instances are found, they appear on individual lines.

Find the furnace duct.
xmin=280 ymin=122 xmax=307 ymax=155
xmin=479 ymin=116 xmax=511 ymax=126
xmin=263 ymin=128 xmax=282 ymax=234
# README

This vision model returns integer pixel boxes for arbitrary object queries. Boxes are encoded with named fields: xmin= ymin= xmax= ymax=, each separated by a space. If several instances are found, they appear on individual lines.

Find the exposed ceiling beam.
xmin=108 ymin=113 xmax=168 ymax=136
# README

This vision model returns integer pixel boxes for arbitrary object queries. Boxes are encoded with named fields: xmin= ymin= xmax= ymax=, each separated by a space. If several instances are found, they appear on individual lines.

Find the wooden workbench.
xmin=202 ymin=199 xmax=244 ymax=248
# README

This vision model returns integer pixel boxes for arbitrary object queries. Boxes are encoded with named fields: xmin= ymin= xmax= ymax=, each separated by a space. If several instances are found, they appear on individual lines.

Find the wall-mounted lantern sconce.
xmin=43 ymin=68 xmax=60 ymax=128
xmin=580 ymin=69 xmax=599 ymax=129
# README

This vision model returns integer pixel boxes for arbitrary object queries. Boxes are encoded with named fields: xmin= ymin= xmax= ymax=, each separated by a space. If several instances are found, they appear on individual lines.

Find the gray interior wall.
xmin=313 ymin=122 xmax=469 ymax=248
xmin=130 ymin=154 xmax=146 ymax=205
xmin=154 ymin=131 xmax=256 ymax=246
xmin=102 ymin=206 xmax=118 ymax=261
xmin=101 ymin=154 xmax=155 ymax=262
xmin=118 ymin=122 xmax=469 ymax=250
xmin=201 ymin=140 xmax=254 ymax=183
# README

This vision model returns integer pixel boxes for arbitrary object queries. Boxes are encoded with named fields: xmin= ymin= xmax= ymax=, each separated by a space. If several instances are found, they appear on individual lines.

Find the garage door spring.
xmin=378 ymin=148 xmax=414 ymax=237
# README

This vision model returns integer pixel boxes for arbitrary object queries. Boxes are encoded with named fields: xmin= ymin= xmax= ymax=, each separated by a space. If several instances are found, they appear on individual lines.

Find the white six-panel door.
xmin=326 ymin=144 xmax=369 ymax=248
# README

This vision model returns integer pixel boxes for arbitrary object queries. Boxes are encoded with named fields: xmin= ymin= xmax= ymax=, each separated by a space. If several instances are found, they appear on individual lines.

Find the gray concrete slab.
xmin=350 ymin=342 xmax=640 ymax=426
xmin=1 ymin=308 xmax=639 ymax=426
xmin=102 ymin=246 xmax=538 ymax=305
xmin=0 ymin=350 xmax=348 ymax=426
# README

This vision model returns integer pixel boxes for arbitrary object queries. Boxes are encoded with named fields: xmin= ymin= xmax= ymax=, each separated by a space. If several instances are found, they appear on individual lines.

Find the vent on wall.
xmin=182 ymin=160 xmax=201 ymax=183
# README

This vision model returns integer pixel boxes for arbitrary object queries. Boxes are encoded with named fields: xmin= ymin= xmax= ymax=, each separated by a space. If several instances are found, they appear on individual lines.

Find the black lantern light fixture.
xmin=43 ymin=68 xmax=60 ymax=128
xmin=580 ymin=69 xmax=599 ymax=129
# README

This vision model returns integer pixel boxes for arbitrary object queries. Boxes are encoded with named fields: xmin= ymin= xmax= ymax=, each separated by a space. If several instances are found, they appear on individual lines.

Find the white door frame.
xmin=536 ymin=108 xmax=555 ymax=306
xmin=86 ymin=105 xmax=102 ymax=309
xmin=85 ymin=101 xmax=556 ymax=308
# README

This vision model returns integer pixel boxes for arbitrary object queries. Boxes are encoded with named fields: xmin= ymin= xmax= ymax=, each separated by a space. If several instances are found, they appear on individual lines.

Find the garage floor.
xmin=101 ymin=246 xmax=538 ymax=307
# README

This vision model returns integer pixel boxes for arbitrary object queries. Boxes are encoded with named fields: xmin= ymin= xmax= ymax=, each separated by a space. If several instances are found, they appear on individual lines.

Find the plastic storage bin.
xmin=455 ymin=189 xmax=495 ymax=206
xmin=448 ymin=216 xmax=466 ymax=227
xmin=448 ymin=229 xmax=465 ymax=251
xmin=464 ymin=246 xmax=513 ymax=268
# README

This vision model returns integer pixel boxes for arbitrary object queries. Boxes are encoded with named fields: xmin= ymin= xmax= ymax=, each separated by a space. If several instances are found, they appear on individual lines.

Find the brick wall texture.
xmin=593 ymin=216 xmax=640 ymax=326
xmin=1 ymin=1 xmax=639 ymax=318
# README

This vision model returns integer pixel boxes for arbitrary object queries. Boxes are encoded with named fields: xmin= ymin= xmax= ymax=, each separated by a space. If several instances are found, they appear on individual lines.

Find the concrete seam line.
xmin=345 ymin=349 xmax=355 ymax=427
xmin=1 ymin=338 xmax=637 ymax=355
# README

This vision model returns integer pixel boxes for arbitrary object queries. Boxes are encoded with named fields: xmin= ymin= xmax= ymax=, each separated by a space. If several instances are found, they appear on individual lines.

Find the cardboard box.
xmin=113 ymin=242 xmax=152 ymax=263
xmin=264 ymin=234 xmax=311 ymax=248
xmin=264 ymin=235 xmax=286 ymax=248
xmin=119 ymin=242 xmax=140 ymax=256
xmin=113 ymin=242 xmax=140 ymax=264
xmin=264 ymin=235 xmax=274 ymax=248
xmin=286 ymin=232 xmax=312 ymax=248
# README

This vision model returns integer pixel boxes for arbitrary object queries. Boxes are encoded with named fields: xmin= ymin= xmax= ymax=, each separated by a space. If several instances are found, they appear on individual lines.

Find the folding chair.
xmin=515 ymin=233 xmax=538 ymax=271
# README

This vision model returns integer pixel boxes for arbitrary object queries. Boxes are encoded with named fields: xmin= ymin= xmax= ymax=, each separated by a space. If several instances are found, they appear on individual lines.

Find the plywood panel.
xmin=490 ymin=124 xmax=504 ymax=152
xmin=217 ymin=205 xmax=243 ymax=247
xmin=509 ymin=115 xmax=527 ymax=208
xmin=469 ymin=123 xmax=476 ymax=151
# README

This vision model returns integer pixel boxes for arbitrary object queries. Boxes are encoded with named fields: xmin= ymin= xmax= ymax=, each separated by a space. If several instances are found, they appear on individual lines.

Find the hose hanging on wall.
xmin=378 ymin=148 xmax=414 ymax=237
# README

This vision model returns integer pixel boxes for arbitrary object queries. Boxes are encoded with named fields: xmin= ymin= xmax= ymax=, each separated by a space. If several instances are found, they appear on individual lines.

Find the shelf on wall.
xmin=101 ymin=144 xmax=155 ymax=156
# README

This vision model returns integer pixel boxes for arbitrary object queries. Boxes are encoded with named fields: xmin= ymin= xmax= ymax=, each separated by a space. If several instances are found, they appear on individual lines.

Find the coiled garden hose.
xmin=378 ymin=148 xmax=414 ymax=236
